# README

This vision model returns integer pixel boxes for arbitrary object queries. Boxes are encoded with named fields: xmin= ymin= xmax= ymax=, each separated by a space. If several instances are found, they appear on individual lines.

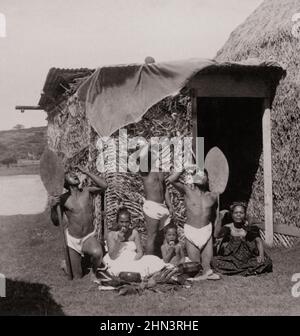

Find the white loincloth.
xmin=65 ymin=229 xmax=96 ymax=256
xmin=143 ymin=199 xmax=171 ymax=229
xmin=103 ymin=241 xmax=166 ymax=278
xmin=184 ymin=223 xmax=212 ymax=250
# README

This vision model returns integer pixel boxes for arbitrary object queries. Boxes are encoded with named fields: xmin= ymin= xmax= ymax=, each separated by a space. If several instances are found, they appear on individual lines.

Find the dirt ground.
xmin=0 ymin=210 xmax=299 ymax=316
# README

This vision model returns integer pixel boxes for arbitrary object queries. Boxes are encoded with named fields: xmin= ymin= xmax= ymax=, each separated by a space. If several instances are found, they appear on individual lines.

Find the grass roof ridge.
xmin=216 ymin=0 xmax=300 ymax=62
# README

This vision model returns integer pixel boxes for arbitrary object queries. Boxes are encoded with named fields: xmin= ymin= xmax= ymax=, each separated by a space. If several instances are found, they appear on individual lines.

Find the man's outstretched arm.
xmin=49 ymin=195 xmax=61 ymax=226
xmin=49 ymin=193 xmax=69 ymax=226
xmin=167 ymin=170 xmax=186 ymax=193
xmin=76 ymin=166 xmax=107 ymax=191
xmin=139 ymin=142 xmax=160 ymax=172
xmin=164 ymin=186 xmax=174 ymax=216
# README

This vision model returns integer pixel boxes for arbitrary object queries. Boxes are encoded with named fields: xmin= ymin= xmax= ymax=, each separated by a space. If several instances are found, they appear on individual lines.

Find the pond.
xmin=0 ymin=175 xmax=48 ymax=216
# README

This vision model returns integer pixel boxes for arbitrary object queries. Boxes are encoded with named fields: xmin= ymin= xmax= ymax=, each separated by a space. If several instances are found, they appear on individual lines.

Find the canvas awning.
xmin=76 ymin=58 xmax=284 ymax=138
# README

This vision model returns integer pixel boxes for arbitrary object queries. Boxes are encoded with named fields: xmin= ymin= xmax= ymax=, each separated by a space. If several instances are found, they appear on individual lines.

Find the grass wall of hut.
xmin=216 ymin=0 xmax=300 ymax=229
xmin=46 ymin=92 xmax=193 ymax=247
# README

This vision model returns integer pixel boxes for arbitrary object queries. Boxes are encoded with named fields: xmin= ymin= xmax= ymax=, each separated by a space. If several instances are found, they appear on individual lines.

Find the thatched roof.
xmin=216 ymin=0 xmax=300 ymax=228
xmin=38 ymin=58 xmax=284 ymax=142
xmin=69 ymin=58 xmax=283 ymax=137
xmin=216 ymin=0 xmax=300 ymax=66
xmin=38 ymin=68 xmax=94 ymax=111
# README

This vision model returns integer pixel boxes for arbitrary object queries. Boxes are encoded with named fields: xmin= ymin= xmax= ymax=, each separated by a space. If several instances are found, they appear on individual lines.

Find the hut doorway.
xmin=187 ymin=67 xmax=283 ymax=245
xmin=197 ymin=97 xmax=264 ymax=210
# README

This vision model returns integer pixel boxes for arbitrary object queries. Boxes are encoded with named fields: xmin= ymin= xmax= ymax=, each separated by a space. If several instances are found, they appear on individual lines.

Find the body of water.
xmin=0 ymin=175 xmax=47 ymax=216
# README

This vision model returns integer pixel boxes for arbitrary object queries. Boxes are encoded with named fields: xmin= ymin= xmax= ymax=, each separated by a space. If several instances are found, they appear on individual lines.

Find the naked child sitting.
xmin=168 ymin=166 xmax=220 ymax=280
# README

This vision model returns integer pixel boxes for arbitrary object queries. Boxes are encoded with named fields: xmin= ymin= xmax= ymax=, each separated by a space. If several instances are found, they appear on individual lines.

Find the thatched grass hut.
xmin=36 ymin=58 xmax=286 ymax=247
xmin=38 ymin=66 xmax=194 ymax=243
xmin=215 ymin=0 xmax=300 ymax=244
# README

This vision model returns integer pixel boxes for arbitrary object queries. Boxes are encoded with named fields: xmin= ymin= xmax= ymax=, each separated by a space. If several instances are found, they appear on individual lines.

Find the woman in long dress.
xmin=103 ymin=207 xmax=166 ymax=278
xmin=212 ymin=202 xmax=272 ymax=276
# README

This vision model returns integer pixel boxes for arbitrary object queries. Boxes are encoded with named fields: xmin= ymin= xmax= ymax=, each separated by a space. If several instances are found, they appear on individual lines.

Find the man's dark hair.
xmin=113 ymin=207 xmax=133 ymax=238
xmin=194 ymin=167 xmax=208 ymax=177
xmin=163 ymin=223 xmax=179 ymax=244
xmin=163 ymin=223 xmax=177 ymax=235
xmin=116 ymin=206 xmax=131 ymax=222
xmin=64 ymin=172 xmax=70 ymax=190
xmin=230 ymin=201 xmax=247 ymax=213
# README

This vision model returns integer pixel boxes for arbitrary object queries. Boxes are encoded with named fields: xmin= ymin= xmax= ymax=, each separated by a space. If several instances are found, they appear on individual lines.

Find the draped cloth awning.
xmin=76 ymin=58 xmax=283 ymax=138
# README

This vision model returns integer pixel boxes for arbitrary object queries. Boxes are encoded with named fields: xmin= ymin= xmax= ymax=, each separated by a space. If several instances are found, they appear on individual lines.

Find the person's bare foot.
xmin=187 ymin=269 xmax=221 ymax=281
xmin=90 ymin=271 xmax=100 ymax=284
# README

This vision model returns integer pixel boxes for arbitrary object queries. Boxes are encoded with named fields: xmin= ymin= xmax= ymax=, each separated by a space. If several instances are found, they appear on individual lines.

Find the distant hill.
xmin=0 ymin=126 xmax=47 ymax=161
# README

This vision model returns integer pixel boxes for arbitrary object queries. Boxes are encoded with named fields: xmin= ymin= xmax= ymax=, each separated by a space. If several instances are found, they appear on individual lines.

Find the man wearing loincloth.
xmin=49 ymin=166 xmax=110 ymax=280
xmin=139 ymin=144 xmax=173 ymax=257
xmin=168 ymin=166 xmax=220 ymax=280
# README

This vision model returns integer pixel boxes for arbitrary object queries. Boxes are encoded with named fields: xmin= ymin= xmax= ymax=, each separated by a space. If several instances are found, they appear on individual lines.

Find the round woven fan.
xmin=204 ymin=146 xmax=229 ymax=194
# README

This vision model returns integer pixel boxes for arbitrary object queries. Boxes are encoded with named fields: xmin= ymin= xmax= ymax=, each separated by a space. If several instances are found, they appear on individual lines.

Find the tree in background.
xmin=0 ymin=143 xmax=8 ymax=153
xmin=0 ymin=143 xmax=9 ymax=162
xmin=0 ymin=155 xmax=17 ymax=167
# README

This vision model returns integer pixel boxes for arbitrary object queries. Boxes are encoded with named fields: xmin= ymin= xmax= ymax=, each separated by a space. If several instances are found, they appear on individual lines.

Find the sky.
xmin=0 ymin=0 xmax=262 ymax=131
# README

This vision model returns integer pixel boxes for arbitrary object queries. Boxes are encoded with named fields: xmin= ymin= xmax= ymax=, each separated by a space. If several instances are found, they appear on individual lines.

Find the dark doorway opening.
xmin=197 ymin=97 xmax=263 ymax=210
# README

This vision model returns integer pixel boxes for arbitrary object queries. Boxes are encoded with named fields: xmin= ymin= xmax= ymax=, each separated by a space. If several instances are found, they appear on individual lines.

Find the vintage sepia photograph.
xmin=0 ymin=0 xmax=299 ymax=318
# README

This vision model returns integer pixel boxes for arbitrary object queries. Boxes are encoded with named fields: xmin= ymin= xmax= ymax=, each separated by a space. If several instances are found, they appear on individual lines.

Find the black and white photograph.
xmin=0 ymin=0 xmax=300 ymax=318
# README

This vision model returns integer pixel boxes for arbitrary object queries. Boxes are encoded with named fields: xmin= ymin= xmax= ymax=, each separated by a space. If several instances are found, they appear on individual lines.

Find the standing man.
xmin=168 ymin=166 xmax=220 ymax=280
xmin=139 ymin=144 xmax=174 ymax=256
xmin=49 ymin=166 xmax=110 ymax=280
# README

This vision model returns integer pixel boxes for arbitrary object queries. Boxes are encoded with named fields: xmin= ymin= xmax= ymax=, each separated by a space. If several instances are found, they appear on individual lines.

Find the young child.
xmin=161 ymin=225 xmax=185 ymax=266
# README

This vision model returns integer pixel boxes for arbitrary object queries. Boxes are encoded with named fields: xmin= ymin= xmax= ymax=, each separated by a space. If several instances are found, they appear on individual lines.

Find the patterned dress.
xmin=212 ymin=223 xmax=272 ymax=276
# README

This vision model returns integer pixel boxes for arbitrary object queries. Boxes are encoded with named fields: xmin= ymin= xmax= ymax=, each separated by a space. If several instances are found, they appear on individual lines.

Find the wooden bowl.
xmin=178 ymin=262 xmax=202 ymax=277
xmin=119 ymin=272 xmax=142 ymax=283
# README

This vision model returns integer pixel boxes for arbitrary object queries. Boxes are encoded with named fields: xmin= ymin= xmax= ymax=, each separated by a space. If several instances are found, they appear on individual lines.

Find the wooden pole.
xmin=191 ymin=90 xmax=198 ymax=163
xmin=57 ymin=206 xmax=73 ymax=280
xmin=15 ymin=105 xmax=43 ymax=112
xmin=262 ymin=98 xmax=274 ymax=246
xmin=101 ymin=193 xmax=106 ymax=244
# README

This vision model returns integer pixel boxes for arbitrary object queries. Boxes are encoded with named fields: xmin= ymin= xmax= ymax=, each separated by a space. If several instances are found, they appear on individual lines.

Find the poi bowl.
xmin=178 ymin=262 xmax=202 ymax=277
xmin=119 ymin=272 xmax=142 ymax=283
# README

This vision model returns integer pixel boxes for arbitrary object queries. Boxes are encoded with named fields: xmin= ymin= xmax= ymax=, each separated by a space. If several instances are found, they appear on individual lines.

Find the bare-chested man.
xmin=139 ymin=144 xmax=173 ymax=256
xmin=49 ymin=166 xmax=110 ymax=280
xmin=168 ymin=166 xmax=220 ymax=280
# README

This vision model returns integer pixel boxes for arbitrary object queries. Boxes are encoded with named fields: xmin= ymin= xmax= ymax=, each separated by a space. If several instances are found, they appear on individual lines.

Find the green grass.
xmin=0 ymin=211 xmax=299 ymax=315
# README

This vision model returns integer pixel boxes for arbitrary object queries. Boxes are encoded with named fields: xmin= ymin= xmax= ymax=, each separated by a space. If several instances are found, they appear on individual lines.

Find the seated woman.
xmin=103 ymin=207 xmax=166 ymax=278
xmin=212 ymin=202 xmax=272 ymax=276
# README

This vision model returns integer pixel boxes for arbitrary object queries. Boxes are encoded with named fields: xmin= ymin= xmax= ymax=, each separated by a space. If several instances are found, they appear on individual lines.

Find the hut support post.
xmin=191 ymin=90 xmax=198 ymax=159
xmin=262 ymin=98 xmax=273 ymax=246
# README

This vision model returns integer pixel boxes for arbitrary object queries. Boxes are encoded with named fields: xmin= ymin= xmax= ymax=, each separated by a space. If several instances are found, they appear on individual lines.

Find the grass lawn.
xmin=0 ymin=211 xmax=299 ymax=316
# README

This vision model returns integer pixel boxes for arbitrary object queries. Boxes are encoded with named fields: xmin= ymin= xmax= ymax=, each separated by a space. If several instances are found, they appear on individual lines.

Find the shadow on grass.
xmin=0 ymin=278 xmax=65 ymax=316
